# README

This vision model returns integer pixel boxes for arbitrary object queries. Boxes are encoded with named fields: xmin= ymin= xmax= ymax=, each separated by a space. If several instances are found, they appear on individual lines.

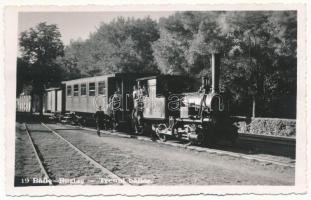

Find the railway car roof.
xmin=136 ymin=74 xmax=190 ymax=81
xmin=62 ymin=73 xmax=150 ymax=85
xmin=61 ymin=74 xmax=115 ymax=85
xmin=45 ymin=87 xmax=61 ymax=91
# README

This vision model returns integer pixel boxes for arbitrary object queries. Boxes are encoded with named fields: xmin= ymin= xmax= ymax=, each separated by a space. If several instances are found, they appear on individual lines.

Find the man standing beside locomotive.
xmin=94 ymin=106 xmax=106 ymax=137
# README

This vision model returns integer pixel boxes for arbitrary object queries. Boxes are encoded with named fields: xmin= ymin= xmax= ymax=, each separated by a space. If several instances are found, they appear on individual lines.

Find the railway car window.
xmin=81 ymin=83 xmax=86 ymax=96
xmin=89 ymin=82 xmax=96 ymax=96
xmin=66 ymin=85 xmax=72 ymax=96
xmin=98 ymin=81 xmax=106 ymax=95
xmin=73 ymin=84 xmax=79 ymax=96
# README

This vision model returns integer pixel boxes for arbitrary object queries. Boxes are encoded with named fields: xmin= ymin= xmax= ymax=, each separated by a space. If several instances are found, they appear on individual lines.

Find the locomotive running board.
xmin=176 ymin=118 xmax=211 ymax=123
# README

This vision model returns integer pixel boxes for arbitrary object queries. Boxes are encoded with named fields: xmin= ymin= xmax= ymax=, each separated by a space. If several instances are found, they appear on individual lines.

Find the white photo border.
xmin=2 ymin=2 xmax=309 ymax=197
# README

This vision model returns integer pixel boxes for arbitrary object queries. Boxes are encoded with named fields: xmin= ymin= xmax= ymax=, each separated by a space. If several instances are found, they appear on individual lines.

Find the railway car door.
xmin=120 ymin=77 xmax=137 ymax=122
xmin=95 ymin=81 xmax=106 ymax=111
xmin=56 ymin=89 xmax=62 ymax=113
xmin=107 ymin=77 xmax=122 ymax=115
xmin=143 ymin=78 xmax=166 ymax=120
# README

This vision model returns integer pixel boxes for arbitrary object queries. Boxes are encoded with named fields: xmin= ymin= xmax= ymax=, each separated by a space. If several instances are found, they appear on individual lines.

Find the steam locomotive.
xmin=132 ymin=53 xmax=238 ymax=145
xmin=33 ymin=53 xmax=238 ymax=145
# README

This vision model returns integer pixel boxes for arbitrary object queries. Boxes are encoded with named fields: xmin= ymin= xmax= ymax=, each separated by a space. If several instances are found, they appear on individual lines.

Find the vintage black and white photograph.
xmin=3 ymin=3 xmax=308 ymax=196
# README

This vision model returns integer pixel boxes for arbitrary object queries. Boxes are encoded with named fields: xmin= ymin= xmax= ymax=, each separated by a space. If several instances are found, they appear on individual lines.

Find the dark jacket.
xmin=94 ymin=110 xmax=106 ymax=122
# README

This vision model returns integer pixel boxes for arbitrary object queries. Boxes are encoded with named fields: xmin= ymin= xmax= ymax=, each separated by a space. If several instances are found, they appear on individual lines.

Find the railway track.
xmin=236 ymin=133 xmax=296 ymax=159
xmin=24 ymin=122 xmax=129 ymax=185
xmin=238 ymin=133 xmax=295 ymax=147
xmin=58 ymin=123 xmax=295 ymax=168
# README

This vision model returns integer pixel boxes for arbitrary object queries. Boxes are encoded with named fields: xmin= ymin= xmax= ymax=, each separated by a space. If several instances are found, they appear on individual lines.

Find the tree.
xmin=220 ymin=11 xmax=297 ymax=117
xmin=152 ymin=11 xmax=297 ymax=118
xmin=61 ymin=17 xmax=160 ymax=77
xmin=16 ymin=58 xmax=31 ymax=96
xmin=56 ymin=39 xmax=87 ymax=80
xmin=19 ymin=22 xmax=64 ymax=115
xmin=152 ymin=12 xmax=195 ymax=75
xmin=152 ymin=12 xmax=226 ymax=78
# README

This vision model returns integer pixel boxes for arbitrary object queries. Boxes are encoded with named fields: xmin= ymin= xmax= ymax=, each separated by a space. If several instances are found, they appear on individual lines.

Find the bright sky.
xmin=18 ymin=11 xmax=174 ymax=46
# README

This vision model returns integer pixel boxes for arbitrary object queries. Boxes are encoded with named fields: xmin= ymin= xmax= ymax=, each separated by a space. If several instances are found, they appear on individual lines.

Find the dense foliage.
xmin=152 ymin=11 xmax=296 ymax=118
xmin=18 ymin=22 xmax=65 ymax=114
xmin=17 ymin=11 xmax=297 ymax=118
xmin=58 ymin=17 xmax=160 ymax=79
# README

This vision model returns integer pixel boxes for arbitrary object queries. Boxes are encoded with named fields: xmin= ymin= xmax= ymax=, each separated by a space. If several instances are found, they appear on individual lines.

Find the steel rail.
xmin=60 ymin=123 xmax=295 ymax=168
xmin=41 ymin=122 xmax=129 ymax=185
xmin=23 ymin=123 xmax=53 ymax=185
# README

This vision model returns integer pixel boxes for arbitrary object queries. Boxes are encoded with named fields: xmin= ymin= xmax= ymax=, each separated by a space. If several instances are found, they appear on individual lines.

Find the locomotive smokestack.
xmin=211 ymin=53 xmax=220 ymax=93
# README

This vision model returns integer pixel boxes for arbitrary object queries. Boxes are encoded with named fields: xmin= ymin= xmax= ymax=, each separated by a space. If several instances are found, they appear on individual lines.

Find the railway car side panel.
xmin=46 ymin=88 xmax=62 ymax=113
xmin=143 ymin=79 xmax=166 ymax=119
xmin=63 ymin=76 xmax=111 ymax=115
xmin=87 ymin=82 xmax=96 ymax=113
xmin=79 ymin=96 xmax=87 ymax=113
xmin=72 ymin=96 xmax=80 ymax=112
xmin=51 ymin=91 xmax=56 ymax=112
xmin=66 ymin=85 xmax=73 ymax=111
xmin=143 ymin=97 xmax=166 ymax=119
xmin=47 ymin=91 xmax=52 ymax=112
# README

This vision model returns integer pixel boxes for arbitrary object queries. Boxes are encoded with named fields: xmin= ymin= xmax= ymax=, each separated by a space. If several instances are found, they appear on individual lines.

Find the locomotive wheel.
xmin=158 ymin=133 xmax=167 ymax=142
xmin=155 ymin=123 xmax=168 ymax=142
xmin=155 ymin=128 xmax=167 ymax=142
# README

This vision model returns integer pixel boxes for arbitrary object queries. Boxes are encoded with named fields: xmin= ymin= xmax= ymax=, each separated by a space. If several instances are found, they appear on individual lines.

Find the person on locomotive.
xmin=94 ymin=106 xmax=107 ymax=136
xmin=110 ymin=87 xmax=122 ymax=130
xmin=133 ymin=85 xmax=138 ymax=100
xmin=198 ymin=76 xmax=210 ymax=94
xmin=142 ymin=85 xmax=148 ymax=97
xmin=132 ymin=84 xmax=145 ymax=134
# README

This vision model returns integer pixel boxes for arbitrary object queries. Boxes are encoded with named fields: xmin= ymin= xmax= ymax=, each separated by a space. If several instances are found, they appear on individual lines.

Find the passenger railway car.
xmin=61 ymin=73 xmax=145 ymax=127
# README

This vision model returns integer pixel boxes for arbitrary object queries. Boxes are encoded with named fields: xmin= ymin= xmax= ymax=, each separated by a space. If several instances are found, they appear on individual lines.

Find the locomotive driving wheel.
xmin=157 ymin=132 xmax=167 ymax=142
xmin=158 ymin=133 xmax=167 ymax=142
xmin=155 ymin=124 xmax=167 ymax=142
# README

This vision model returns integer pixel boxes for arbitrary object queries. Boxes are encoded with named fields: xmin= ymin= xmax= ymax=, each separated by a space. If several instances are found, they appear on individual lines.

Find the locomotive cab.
xmin=132 ymin=75 xmax=195 ymax=135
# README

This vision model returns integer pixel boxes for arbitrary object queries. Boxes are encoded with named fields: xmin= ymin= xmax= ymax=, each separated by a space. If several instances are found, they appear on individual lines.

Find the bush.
xmin=235 ymin=117 xmax=296 ymax=137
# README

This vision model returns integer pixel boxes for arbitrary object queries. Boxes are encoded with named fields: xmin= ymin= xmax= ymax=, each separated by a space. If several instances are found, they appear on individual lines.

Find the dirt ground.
xmin=15 ymin=122 xmax=115 ymax=186
xmin=46 ymin=123 xmax=295 ymax=185
xmin=14 ymin=123 xmax=44 ymax=186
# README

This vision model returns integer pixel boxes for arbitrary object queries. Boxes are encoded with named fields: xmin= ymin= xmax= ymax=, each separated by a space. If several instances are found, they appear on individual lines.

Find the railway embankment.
xmin=233 ymin=117 xmax=296 ymax=138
